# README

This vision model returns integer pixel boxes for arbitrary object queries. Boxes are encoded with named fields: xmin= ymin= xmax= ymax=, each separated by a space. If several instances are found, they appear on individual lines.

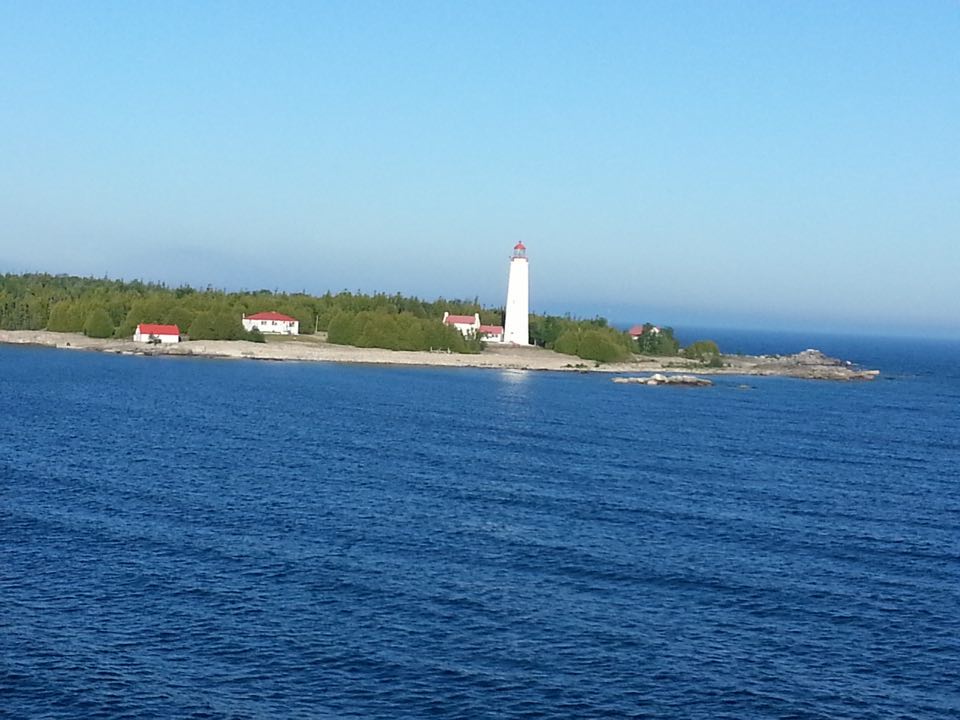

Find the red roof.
xmin=479 ymin=325 xmax=503 ymax=334
xmin=514 ymin=241 xmax=526 ymax=251
xmin=444 ymin=314 xmax=477 ymax=325
xmin=628 ymin=324 xmax=645 ymax=336
xmin=137 ymin=323 xmax=180 ymax=336
xmin=247 ymin=311 xmax=296 ymax=322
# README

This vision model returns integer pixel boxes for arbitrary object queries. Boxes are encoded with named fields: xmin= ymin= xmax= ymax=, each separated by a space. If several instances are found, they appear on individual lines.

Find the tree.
xmin=635 ymin=326 xmax=680 ymax=356
xmin=167 ymin=306 xmax=195 ymax=334
xmin=552 ymin=329 xmax=580 ymax=356
xmin=551 ymin=327 xmax=630 ymax=363
xmin=83 ymin=308 xmax=115 ymax=338
xmin=188 ymin=312 xmax=217 ymax=340
xmin=683 ymin=339 xmax=721 ymax=361
xmin=47 ymin=301 xmax=84 ymax=332
xmin=327 ymin=311 xmax=360 ymax=345
xmin=211 ymin=311 xmax=244 ymax=340
xmin=577 ymin=329 xmax=630 ymax=363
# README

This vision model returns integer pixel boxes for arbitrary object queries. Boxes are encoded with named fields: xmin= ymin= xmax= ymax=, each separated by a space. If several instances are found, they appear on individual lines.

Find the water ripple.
xmin=2 ymin=345 xmax=959 ymax=719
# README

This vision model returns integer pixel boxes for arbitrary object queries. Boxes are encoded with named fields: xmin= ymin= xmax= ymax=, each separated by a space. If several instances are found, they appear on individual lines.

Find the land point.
xmin=0 ymin=330 xmax=879 ymax=381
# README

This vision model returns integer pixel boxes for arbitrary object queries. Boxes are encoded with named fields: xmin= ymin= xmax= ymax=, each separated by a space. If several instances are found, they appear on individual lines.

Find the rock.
xmin=613 ymin=374 xmax=712 ymax=387
xmin=748 ymin=348 xmax=878 ymax=380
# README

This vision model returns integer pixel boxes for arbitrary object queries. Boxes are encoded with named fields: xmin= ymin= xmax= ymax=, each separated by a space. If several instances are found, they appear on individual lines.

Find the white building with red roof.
xmin=479 ymin=325 xmax=504 ymax=343
xmin=628 ymin=324 xmax=660 ymax=339
xmin=441 ymin=312 xmax=504 ymax=344
xmin=442 ymin=312 xmax=480 ymax=337
xmin=134 ymin=323 xmax=180 ymax=344
xmin=242 ymin=311 xmax=299 ymax=335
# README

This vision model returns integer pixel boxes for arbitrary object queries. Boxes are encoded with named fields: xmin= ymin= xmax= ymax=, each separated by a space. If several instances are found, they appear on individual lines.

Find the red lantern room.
xmin=512 ymin=241 xmax=527 ymax=259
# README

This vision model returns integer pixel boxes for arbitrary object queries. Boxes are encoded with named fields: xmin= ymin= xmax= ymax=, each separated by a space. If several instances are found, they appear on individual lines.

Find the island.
xmin=0 ymin=330 xmax=878 ymax=380
xmin=0 ymin=273 xmax=879 ymax=380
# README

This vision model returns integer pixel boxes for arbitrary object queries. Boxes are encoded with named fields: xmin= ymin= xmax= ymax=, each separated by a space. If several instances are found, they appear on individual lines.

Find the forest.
xmin=0 ymin=273 xmax=695 ymax=362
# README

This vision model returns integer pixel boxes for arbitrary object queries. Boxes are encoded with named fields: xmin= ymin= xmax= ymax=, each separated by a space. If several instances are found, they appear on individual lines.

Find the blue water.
xmin=2 ymin=336 xmax=959 ymax=719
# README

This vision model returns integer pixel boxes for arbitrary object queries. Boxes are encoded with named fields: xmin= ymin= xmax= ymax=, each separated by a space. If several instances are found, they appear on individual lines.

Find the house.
xmin=134 ymin=323 xmax=180 ymax=344
xmin=628 ymin=324 xmax=660 ymax=339
xmin=242 ymin=311 xmax=299 ymax=335
xmin=442 ymin=312 xmax=481 ymax=337
xmin=442 ymin=313 xmax=503 ymax=343
xmin=479 ymin=325 xmax=504 ymax=343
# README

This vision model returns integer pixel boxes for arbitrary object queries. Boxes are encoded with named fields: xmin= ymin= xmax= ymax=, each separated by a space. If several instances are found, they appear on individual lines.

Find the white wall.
xmin=133 ymin=330 xmax=179 ymax=344
xmin=450 ymin=323 xmax=474 ymax=336
xmin=242 ymin=318 xmax=300 ymax=335
xmin=504 ymin=257 xmax=529 ymax=345
xmin=443 ymin=312 xmax=480 ymax=338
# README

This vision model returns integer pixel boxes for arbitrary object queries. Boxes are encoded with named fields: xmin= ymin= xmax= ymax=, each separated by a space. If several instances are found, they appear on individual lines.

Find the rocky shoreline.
xmin=695 ymin=349 xmax=880 ymax=381
xmin=0 ymin=330 xmax=879 ymax=380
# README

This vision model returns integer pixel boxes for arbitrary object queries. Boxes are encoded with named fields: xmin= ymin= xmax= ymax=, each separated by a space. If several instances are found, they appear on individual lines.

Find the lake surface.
xmin=2 ymin=335 xmax=959 ymax=719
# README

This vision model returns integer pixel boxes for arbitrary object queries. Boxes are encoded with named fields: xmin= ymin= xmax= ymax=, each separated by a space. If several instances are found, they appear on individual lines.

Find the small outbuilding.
xmin=242 ymin=311 xmax=299 ymax=335
xmin=134 ymin=323 xmax=180 ymax=344
xmin=479 ymin=325 xmax=504 ymax=343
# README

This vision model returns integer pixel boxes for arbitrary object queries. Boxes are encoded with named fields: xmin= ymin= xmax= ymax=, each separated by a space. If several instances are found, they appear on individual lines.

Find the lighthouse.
xmin=503 ymin=242 xmax=530 ymax=345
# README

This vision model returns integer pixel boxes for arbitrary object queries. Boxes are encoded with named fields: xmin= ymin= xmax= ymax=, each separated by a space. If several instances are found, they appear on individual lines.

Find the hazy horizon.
xmin=7 ymin=263 xmax=959 ymax=343
xmin=2 ymin=2 xmax=957 ymax=339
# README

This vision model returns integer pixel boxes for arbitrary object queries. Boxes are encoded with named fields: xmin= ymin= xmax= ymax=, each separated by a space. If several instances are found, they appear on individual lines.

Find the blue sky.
xmin=1 ymin=1 xmax=957 ymax=336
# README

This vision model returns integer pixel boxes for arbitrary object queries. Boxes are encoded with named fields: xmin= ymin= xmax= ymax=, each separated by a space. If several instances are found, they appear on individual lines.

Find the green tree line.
xmin=530 ymin=317 xmax=681 ymax=362
xmin=0 ymin=273 xmax=493 ymax=349
xmin=1 ymin=273 xmax=712 ymax=361
xmin=327 ymin=311 xmax=482 ymax=353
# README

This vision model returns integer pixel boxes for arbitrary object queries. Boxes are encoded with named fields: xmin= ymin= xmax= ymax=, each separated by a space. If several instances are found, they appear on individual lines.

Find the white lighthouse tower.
xmin=503 ymin=241 xmax=530 ymax=345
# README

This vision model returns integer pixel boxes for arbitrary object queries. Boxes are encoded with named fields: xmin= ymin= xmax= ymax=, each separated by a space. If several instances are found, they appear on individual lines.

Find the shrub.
xmin=552 ymin=330 xmax=580 ymax=356
xmin=48 ymin=301 xmax=85 ymax=332
xmin=683 ymin=339 xmax=721 ymax=361
xmin=188 ymin=312 xmax=217 ymax=340
xmin=83 ymin=308 xmax=115 ymax=338
xmin=327 ymin=310 xmax=481 ymax=353
xmin=188 ymin=311 xmax=245 ymax=340
xmin=632 ymin=325 xmax=681 ymax=355
xmin=552 ymin=327 xmax=630 ymax=363
xmin=211 ymin=312 xmax=245 ymax=340
xmin=578 ymin=330 xmax=630 ymax=363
